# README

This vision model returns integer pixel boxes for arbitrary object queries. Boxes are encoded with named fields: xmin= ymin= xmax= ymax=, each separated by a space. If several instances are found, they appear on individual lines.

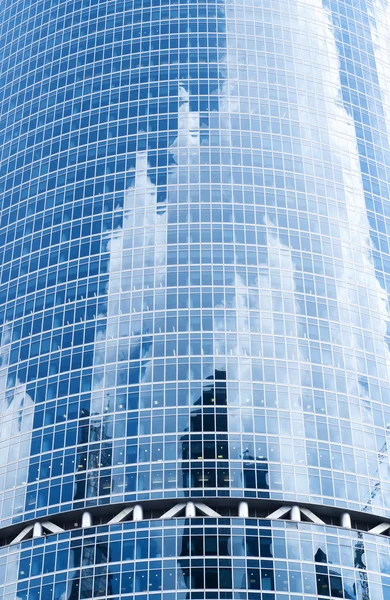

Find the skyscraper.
xmin=1 ymin=0 xmax=390 ymax=597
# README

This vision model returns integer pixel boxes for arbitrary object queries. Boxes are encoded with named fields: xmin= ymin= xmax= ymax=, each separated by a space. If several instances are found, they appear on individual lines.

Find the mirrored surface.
xmin=1 ymin=0 xmax=390 ymax=531
xmin=0 ymin=519 xmax=386 ymax=600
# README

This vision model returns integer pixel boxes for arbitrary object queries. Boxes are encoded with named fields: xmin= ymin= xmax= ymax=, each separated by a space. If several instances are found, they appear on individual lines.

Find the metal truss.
xmin=4 ymin=498 xmax=390 ymax=546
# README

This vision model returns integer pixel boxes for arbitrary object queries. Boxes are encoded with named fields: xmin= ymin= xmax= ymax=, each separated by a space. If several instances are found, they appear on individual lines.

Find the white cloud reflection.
xmin=217 ymin=0 xmax=390 ymax=508
xmin=0 ymin=325 xmax=33 ymax=520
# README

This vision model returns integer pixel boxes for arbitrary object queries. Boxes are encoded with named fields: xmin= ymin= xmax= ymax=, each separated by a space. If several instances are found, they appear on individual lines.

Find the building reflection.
xmin=181 ymin=369 xmax=229 ymax=492
xmin=179 ymin=370 xmax=274 ymax=596
xmin=73 ymin=407 xmax=113 ymax=503
xmin=315 ymin=545 xmax=366 ymax=599
xmin=179 ymin=370 xmax=230 ymax=594
xmin=354 ymin=535 xmax=370 ymax=600
xmin=68 ymin=539 xmax=113 ymax=600
xmin=70 ymin=408 xmax=114 ymax=599
xmin=242 ymin=447 xmax=269 ymax=498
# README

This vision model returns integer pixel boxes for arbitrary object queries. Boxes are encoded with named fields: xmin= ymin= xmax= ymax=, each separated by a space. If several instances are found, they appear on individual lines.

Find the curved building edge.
xmin=2 ymin=516 xmax=389 ymax=599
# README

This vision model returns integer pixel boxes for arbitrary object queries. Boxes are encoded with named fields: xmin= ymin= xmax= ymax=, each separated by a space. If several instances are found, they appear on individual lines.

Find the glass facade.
xmin=1 ymin=519 xmax=390 ymax=600
xmin=1 ymin=0 xmax=390 ymax=597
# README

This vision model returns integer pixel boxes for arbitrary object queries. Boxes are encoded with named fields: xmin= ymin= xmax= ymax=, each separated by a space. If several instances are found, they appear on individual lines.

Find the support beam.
xmin=81 ymin=512 xmax=92 ymax=528
xmin=300 ymin=508 xmax=325 ymax=525
xmin=369 ymin=522 xmax=390 ymax=535
xmin=185 ymin=502 xmax=196 ymax=517
xmin=340 ymin=512 xmax=351 ymax=529
xmin=10 ymin=525 xmax=34 ymax=545
xmin=108 ymin=506 xmax=134 ymax=525
xmin=161 ymin=503 xmax=186 ymax=519
xmin=133 ymin=505 xmax=143 ymax=522
xmin=33 ymin=522 xmax=43 ymax=538
xmin=195 ymin=503 xmax=221 ymax=517
xmin=266 ymin=506 xmax=291 ymax=520
xmin=41 ymin=521 xmax=65 ymax=534
xmin=238 ymin=501 xmax=249 ymax=518
xmin=290 ymin=506 xmax=301 ymax=522
xmin=5 ymin=498 xmax=390 ymax=548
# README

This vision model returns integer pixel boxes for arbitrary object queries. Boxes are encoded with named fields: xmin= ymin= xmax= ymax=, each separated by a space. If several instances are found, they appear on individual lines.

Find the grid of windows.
xmin=1 ymin=0 xmax=390 ymax=523
xmin=0 ymin=519 xmax=388 ymax=600
xmin=1 ymin=0 xmax=390 ymax=518
xmin=2 ymin=0 xmax=390 ymax=597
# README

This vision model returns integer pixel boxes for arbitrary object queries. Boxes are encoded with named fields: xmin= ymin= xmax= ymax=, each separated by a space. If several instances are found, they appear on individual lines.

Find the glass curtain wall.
xmin=1 ymin=0 xmax=390 ymax=598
